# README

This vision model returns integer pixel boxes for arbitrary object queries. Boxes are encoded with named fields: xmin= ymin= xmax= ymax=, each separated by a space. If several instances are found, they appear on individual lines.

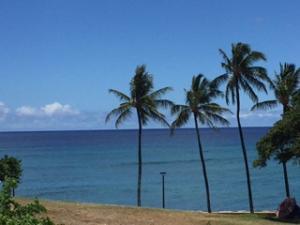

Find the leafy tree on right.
xmin=255 ymin=90 xmax=300 ymax=198
xmin=252 ymin=63 xmax=300 ymax=198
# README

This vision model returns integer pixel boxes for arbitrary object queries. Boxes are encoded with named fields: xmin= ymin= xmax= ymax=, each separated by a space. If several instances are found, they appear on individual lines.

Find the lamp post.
xmin=160 ymin=172 xmax=166 ymax=208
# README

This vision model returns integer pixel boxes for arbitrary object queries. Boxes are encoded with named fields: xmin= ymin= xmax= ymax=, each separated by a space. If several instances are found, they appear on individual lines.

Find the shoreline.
xmin=18 ymin=197 xmax=276 ymax=214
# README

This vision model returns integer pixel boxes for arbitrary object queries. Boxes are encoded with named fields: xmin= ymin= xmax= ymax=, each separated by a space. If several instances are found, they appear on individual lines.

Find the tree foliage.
xmin=0 ymin=155 xmax=22 ymax=184
xmin=252 ymin=63 xmax=300 ymax=112
xmin=0 ymin=179 xmax=56 ymax=225
xmin=217 ymin=42 xmax=272 ymax=105
xmin=255 ymin=92 xmax=300 ymax=167
xmin=106 ymin=65 xmax=173 ymax=128
xmin=171 ymin=74 xmax=230 ymax=130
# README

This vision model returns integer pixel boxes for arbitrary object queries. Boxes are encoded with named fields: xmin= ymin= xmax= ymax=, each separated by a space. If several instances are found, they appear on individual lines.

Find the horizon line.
xmin=0 ymin=126 xmax=271 ymax=133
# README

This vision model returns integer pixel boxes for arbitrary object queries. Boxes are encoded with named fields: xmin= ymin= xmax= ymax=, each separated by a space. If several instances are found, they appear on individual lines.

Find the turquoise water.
xmin=0 ymin=128 xmax=299 ymax=211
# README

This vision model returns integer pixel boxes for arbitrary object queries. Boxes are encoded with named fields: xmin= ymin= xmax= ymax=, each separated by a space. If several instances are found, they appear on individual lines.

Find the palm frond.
xmin=207 ymin=88 xmax=224 ymax=99
xmin=171 ymin=104 xmax=189 ymax=115
xmin=225 ymin=78 xmax=236 ymax=105
xmin=108 ymin=65 xmax=174 ymax=130
xmin=191 ymin=74 xmax=205 ymax=92
xmin=148 ymin=87 xmax=173 ymax=99
xmin=295 ymin=67 xmax=300 ymax=81
xmin=154 ymin=99 xmax=174 ymax=108
xmin=251 ymin=100 xmax=278 ymax=111
xmin=194 ymin=112 xmax=203 ymax=124
xmin=196 ymin=112 xmax=215 ymax=128
xmin=171 ymin=108 xmax=191 ymax=131
xmin=241 ymin=51 xmax=266 ymax=67
xmin=220 ymin=43 xmax=273 ymax=107
xmin=108 ymin=89 xmax=130 ymax=101
xmin=139 ymin=108 xmax=150 ymax=125
xmin=239 ymin=78 xmax=258 ymax=103
xmin=199 ymin=103 xmax=232 ymax=114
xmin=105 ymin=103 xmax=132 ymax=123
xmin=219 ymin=49 xmax=231 ymax=70
xmin=238 ymin=42 xmax=249 ymax=53
xmin=211 ymin=73 xmax=229 ymax=87
xmin=247 ymin=66 xmax=272 ymax=89
xmin=272 ymin=63 xmax=300 ymax=106
xmin=146 ymin=106 xmax=170 ymax=127
xmin=243 ymin=74 xmax=268 ymax=94
xmin=130 ymin=65 xmax=153 ymax=99
xmin=204 ymin=111 xmax=230 ymax=127
xmin=115 ymin=109 xmax=133 ymax=128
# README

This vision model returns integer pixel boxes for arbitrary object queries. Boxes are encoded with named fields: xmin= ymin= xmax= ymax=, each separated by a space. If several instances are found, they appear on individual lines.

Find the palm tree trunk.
xmin=282 ymin=161 xmax=290 ymax=198
xmin=194 ymin=113 xmax=212 ymax=213
xmin=281 ymin=105 xmax=290 ymax=198
xmin=137 ymin=109 xmax=143 ymax=207
xmin=235 ymin=84 xmax=254 ymax=213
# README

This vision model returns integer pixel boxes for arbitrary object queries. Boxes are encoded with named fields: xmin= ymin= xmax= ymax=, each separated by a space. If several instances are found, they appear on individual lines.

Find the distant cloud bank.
xmin=16 ymin=102 xmax=79 ymax=117
xmin=0 ymin=101 xmax=281 ymax=131
xmin=0 ymin=101 xmax=101 ymax=131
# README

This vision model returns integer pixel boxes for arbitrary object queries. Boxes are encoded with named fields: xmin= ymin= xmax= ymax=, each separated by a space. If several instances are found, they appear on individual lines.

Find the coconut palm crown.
xmin=171 ymin=74 xmax=230 ymax=213
xmin=106 ymin=65 xmax=173 ymax=128
xmin=252 ymin=63 xmax=300 ymax=113
xmin=216 ymin=42 xmax=272 ymax=213
xmin=216 ymin=43 xmax=272 ymax=104
xmin=172 ymin=74 xmax=229 ymax=129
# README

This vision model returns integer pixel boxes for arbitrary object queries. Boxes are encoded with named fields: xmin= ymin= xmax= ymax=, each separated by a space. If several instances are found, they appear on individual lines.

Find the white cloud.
xmin=239 ymin=112 xmax=252 ymax=118
xmin=41 ymin=102 xmax=79 ymax=116
xmin=0 ymin=102 xmax=10 ymax=120
xmin=16 ymin=106 xmax=37 ymax=116
xmin=224 ymin=110 xmax=280 ymax=120
xmin=239 ymin=111 xmax=279 ymax=119
xmin=16 ymin=102 xmax=79 ymax=117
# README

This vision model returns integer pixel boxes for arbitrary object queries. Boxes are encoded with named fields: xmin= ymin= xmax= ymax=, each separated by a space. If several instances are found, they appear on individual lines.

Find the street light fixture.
xmin=160 ymin=172 xmax=167 ymax=208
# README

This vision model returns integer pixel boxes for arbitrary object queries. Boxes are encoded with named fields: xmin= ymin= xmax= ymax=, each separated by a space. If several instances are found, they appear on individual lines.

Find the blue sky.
xmin=0 ymin=0 xmax=299 ymax=131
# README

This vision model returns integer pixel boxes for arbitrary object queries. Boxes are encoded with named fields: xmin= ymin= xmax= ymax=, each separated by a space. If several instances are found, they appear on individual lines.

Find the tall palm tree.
xmin=171 ymin=74 xmax=230 ymax=213
xmin=216 ymin=43 xmax=272 ymax=213
xmin=106 ymin=65 xmax=173 ymax=207
xmin=252 ymin=63 xmax=300 ymax=198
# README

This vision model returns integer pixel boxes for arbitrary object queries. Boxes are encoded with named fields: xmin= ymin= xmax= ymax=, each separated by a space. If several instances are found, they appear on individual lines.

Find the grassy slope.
xmin=18 ymin=199 xmax=300 ymax=225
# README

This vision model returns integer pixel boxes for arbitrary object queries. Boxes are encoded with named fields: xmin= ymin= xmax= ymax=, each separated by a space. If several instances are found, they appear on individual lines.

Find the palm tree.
xmin=171 ymin=74 xmax=230 ymax=213
xmin=106 ymin=65 xmax=173 ymax=207
xmin=252 ymin=63 xmax=300 ymax=198
xmin=216 ymin=43 xmax=272 ymax=213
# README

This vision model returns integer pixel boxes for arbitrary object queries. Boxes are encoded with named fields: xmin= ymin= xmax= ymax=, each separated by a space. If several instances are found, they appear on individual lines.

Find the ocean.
xmin=0 ymin=128 xmax=299 ymax=211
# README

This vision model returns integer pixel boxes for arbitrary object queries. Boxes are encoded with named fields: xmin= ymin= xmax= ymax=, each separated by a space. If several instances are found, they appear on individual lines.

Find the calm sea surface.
xmin=0 ymin=128 xmax=299 ymax=211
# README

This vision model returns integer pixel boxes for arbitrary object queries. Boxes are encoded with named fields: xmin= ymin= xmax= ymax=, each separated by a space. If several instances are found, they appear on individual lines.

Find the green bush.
xmin=0 ymin=155 xmax=22 ymax=184
xmin=0 ymin=155 xmax=22 ymax=197
xmin=0 ymin=179 xmax=56 ymax=225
